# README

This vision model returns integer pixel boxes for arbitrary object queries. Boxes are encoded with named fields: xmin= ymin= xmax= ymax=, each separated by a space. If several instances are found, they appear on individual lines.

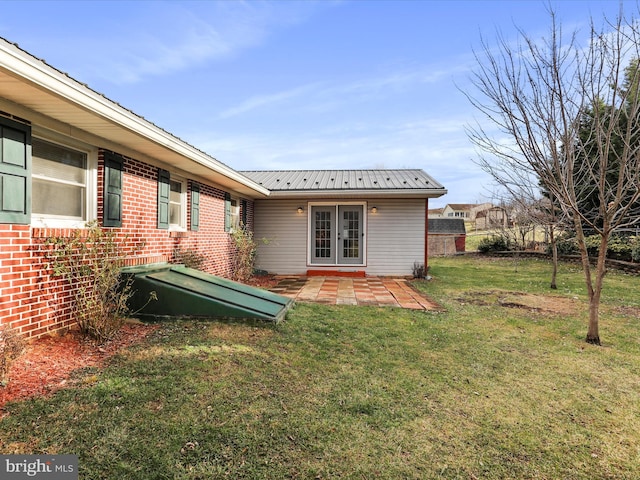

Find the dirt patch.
xmin=0 ymin=322 xmax=158 ymax=414
xmin=244 ymin=274 xmax=281 ymax=289
xmin=614 ymin=305 xmax=640 ymax=318
xmin=456 ymin=290 xmax=582 ymax=316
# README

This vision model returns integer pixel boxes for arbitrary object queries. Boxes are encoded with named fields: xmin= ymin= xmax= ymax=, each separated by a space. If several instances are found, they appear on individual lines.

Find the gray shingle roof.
xmin=240 ymin=169 xmax=445 ymax=193
xmin=428 ymin=219 xmax=466 ymax=234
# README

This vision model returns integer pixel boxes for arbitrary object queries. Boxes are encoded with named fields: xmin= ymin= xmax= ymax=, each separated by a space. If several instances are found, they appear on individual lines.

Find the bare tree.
xmin=464 ymin=9 xmax=640 ymax=345
xmin=530 ymin=193 xmax=570 ymax=289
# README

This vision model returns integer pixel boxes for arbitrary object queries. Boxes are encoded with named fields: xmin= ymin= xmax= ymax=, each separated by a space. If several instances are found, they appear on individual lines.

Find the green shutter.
xmin=103 ymin=152 xmax=123 ymax=227
xmin=241 ymin=199 xmax=247 ymax=227
xmin=190 ymin=182 xmax=200 ymax=231
xmin=0 ymin=118 xmax=31 ymax=224
xmin=157 ymin=169 xmax=170 ymax=229
xmin=224 ymin=192 xmax=231 ymax=232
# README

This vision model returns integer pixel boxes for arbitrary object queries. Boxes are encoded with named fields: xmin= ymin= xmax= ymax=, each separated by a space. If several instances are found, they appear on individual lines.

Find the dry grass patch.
xmin=456 ymin=289 xmax=584 ymax=317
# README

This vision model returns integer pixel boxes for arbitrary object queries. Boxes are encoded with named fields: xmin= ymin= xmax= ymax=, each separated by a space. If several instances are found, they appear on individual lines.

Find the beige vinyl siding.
xmin=367 ymin=198 xmax=425 ymax=276
xmin=253 ymin=199 xmax=309 ymax=274
xmin=254 ymin=198 xmax=425 ymax=276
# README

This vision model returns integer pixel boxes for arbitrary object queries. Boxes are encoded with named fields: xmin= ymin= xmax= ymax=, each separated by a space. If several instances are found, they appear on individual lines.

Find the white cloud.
xmin=217 ymin=82 xmax=324 ymax=119
xmin=216 ymin=59 xmax=471 ymax=119
xmin=52 ymin=1 xmax=332 ymax=85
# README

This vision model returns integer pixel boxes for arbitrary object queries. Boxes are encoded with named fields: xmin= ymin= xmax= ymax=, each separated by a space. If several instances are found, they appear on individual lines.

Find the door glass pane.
xmin=342 ymin=210 xmax=360 ymax=258
xmin=315 ymin=210 xmax=332 ymax=258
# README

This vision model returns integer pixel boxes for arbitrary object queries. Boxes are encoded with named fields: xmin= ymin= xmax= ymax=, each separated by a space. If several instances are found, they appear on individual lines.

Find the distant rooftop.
xmin=428 ymin=218 xmax=466 ymax=235
xmin=240 ymin=169 xmax=446 ymax=197
xmin=446 ymin=203 xmax=479 ymax=211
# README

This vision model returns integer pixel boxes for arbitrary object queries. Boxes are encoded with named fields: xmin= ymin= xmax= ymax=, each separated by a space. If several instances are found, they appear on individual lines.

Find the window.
xmin=31 ymin=137 xmax=95 ymax=226
xmin=169 ymin=179 xmax=184 ymax=228
xmin=157 ymin=169 xmax=186 ymax=230
xmin=224 ymin=192 xmax=239 ymax=232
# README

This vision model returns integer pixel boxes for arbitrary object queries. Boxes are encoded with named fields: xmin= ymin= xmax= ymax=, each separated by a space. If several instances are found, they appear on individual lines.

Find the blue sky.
xmin=0 ymin=0 xmax=630 ymax=208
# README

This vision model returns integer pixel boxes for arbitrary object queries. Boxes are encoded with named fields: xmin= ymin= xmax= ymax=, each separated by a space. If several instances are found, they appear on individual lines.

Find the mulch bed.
xmin=0 ymin=276 xmax=279 ymax=414
xmin=0 ymin=322 xmax=158 ymax=414
xmin=244 ymin=273 xmax=280 ymax=289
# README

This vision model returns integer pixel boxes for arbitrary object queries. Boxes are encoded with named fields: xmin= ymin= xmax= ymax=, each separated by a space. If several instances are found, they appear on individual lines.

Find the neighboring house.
xmin=242 ymin=170 xmax=446 ymax=277
xmin=440 ymin=202 xmax=494 ymax=222
xmin=442 ymin=203 xmax=475 ymax=219
xmin=0 ymin=38 xmax=446 ymax=338
xmin=442 ymin=202 xmax=494 ymax=221
xmin=427 ymin=208 xmax=444 ymax=218
xmin=427 ymin=219 xmax=466 ymax=256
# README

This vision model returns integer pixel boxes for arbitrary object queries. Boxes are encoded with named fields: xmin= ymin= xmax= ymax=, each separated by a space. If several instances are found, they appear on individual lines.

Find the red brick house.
xmin=0 ymin=39 xmax=269 ymax=338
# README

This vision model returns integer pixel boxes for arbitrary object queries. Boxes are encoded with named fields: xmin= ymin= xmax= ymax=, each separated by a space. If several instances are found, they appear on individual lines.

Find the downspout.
xmin=424 ymin=198 xmax=429 ymax=270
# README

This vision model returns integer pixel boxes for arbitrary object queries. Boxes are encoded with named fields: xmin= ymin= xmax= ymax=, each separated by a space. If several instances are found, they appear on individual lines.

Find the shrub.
xmin=172 ymin=247 xmax=205 ymax=270
xmin=548 ymin=234 xmax=638 ymax=261
xmin=552 ymin=236 xmax=578 ymax=255
xmin=412 ymin=262 xmax=428 ymax=279
xmin=477 ymin=235 xmax=510 ymax=253
xmin=230 ymin=227 xmax=258 ymax=283
xmin=631 ymin=237 xmax=640 ymax=263
xmin=584 ymin=235 xmax=602 ymax=257
xmin=0 ymin=324 xmax=25 ymax=386
xmin=44 ymin=222 xmax=139 ymax=343
xmin=607 ymin=235 xmax=634 ymax=261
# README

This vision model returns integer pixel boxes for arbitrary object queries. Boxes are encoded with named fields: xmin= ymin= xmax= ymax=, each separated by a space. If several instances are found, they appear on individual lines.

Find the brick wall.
xmin=0 ymin=149 xmax=254 ymax=339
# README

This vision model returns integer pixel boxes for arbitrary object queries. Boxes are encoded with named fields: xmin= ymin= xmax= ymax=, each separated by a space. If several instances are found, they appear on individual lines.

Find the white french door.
xmin=310 ymin=204 xmax=365 ymax=265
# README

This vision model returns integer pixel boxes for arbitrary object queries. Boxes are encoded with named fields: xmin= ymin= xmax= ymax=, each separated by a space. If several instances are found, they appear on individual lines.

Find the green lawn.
xmin=1 ymin=256 xmax=639 ymax=479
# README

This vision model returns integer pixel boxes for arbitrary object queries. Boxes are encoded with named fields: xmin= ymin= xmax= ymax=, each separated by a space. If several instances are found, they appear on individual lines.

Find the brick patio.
xmin=269 ymin=276 xmax=441 ymax=310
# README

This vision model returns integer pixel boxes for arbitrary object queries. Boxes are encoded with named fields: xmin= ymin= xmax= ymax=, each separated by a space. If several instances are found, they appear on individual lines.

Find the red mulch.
xmin=245 ymin=274 xmax=280 ymax=289
xmin=0 ymin=323 xmax=158 ymax=414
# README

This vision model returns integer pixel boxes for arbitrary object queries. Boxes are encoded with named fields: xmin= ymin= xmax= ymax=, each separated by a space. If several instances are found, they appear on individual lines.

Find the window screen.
xmin=32 ymin=138 xmax=87 ymax=219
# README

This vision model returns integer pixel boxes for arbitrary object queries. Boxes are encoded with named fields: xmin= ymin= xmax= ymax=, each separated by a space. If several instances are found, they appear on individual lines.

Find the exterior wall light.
xmin=297 ymin=206 xmax=304 ymax=213
xmin=371 ymin=206 xmax=378 ymax=213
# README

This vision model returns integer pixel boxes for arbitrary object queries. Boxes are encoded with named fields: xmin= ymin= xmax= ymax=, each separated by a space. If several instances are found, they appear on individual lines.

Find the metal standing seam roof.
xmin=240 ymin=169 xmax=446 ymax=194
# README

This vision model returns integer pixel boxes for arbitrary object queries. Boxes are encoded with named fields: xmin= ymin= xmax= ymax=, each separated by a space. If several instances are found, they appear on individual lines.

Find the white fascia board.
xmin=0 ymin=40 xmax=269 ymax=197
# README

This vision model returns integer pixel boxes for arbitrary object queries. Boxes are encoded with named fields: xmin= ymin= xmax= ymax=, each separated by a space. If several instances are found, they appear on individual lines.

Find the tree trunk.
xmin=585 ymin=236 xmax=608 ymax=345
xmin=586 ymin=299 xmax=601 ymax=345
xmin=549 ymin=226 xmax=558 ymax=290
xmin=574 ymin=223 xmax=604 ymax=345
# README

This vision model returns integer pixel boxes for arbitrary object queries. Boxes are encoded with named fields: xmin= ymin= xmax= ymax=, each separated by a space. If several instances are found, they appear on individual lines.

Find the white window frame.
xmin=169 ymin=175 xmax=187 ymax=231
xmin=30 ymin=128 xmax=97 ymax=229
